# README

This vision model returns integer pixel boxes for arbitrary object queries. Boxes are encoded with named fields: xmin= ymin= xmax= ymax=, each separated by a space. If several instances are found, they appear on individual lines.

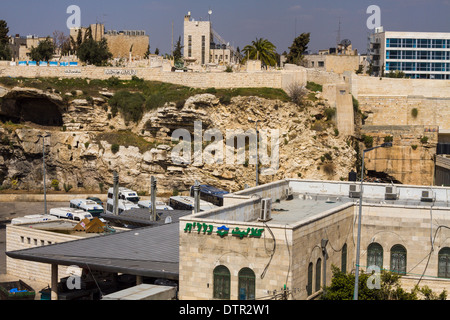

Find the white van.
xmin=70 ymin=199 xmax=104 ymax=218
xmin=49 ymin=208 xmax=94 ymax=221
xmin=105 ymin=198 xmax=139 ymax=215
xmin=11 ymin=214 xmax=59 ymax=225
xmin=168 ymin=196 xmax=218 ymax=212
xmin=107 ymin=187 xmax=140 ymax=204
xmin=138 ymin=200 xmax=173 ymax=211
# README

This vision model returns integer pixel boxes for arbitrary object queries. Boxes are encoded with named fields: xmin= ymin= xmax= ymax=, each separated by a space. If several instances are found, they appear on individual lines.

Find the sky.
xmin=2 ymin=0 xmax=450 ymax=55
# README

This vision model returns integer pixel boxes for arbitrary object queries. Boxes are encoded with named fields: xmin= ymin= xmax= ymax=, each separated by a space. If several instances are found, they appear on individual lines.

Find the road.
xmin=0 ymin=202 xmax=64 ymax=274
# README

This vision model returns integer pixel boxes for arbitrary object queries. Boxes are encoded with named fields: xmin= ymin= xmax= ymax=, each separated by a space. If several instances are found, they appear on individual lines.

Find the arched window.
xmin=307 ymin=262 xmax=313 ymax=296
xmin=438 ymin=247 xmax=450 ymax=279
xmin=213 ymin=265 xmax=230 ymax=299
xmin=341 ymin=243 xmax=347 ymax=273
xmin=315 ymin=258 xmax=322 ymax=292
xmin=390 ymin=244 xmax=407 ymax=275
xmin=367 ymin=243 xmax=383 ymax=270
xmin=238 ymin=268 xmax=255 ymax=300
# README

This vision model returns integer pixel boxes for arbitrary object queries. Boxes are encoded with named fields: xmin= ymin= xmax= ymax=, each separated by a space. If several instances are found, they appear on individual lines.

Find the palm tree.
xmin=242 ymin=38 xmax=277 ymax=68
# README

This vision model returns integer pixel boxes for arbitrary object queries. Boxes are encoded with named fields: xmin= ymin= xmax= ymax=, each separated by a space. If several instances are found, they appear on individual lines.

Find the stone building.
xmin=179 ymin=179 xmax=450 ymax=300
xmin=8 ymin=35 xmax=52 ymax=62
xmin=183 ymin=12 xmax=238 ymax=67
xmin=70 ymin=24 xmax=149 ymax=60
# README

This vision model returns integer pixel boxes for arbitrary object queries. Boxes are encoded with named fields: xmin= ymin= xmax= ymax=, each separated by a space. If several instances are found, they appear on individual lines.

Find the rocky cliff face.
xmin=0 ymin=85 xmax=356 ymax=195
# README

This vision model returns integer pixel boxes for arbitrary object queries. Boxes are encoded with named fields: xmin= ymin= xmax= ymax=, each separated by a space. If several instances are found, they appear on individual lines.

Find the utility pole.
xmin=249 ymin=120 xmax=259 ymax=186
xmin=38 ymin=133 xmax=51 ymax=215
xmin=151 ymin=176 xmax=157 ymax=221
xmin=193 ymin=180 xmax=200 ymax=214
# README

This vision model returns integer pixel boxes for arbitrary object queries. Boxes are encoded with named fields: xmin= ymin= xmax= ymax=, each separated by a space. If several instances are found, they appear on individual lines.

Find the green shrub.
xmin=411 ymin=108 xmax=418 ymax=118
xmin=324 ymin=108 xmax=336 ymax=121
xmin=109 ymin=90 xmax=146 ymax=122
xmin=219 ymin=94 xmax=232 ymax=105
xmin=420 ymin=136 xmax=428 ymax=144
xmin=384 ymin=135 xmax=393 ymax=143
xmin=306 ymin=81 xmax=323 ymax=92
xmin=51 ymin=179 xmax=60 ymax=191
xmin=111 ymin=144 xmax=120 ymax=154
xmin=63 ymin=183 xmax=73 ymax=193
xmin=362 ymin=135 xmax=373 ymax=148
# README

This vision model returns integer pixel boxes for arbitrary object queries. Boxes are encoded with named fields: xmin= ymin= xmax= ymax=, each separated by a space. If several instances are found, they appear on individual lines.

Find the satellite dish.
xmin=340 ymin=39 xmax=352 ymax=48
xmin=208 ymin=10 xmax=212 ymax=15
xmin=165 ymin=216 xmax=173 ymax=224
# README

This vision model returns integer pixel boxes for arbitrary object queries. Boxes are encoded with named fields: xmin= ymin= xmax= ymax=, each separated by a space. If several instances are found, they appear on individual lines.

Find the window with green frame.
xmin=315 ymin=258 xmax=322 ymax=292
xmin=238 ymin=268 xmax=256 ymax=300
xmin=367 ymin=242 xmax=383 ymax=270
xmin=341 ymin=243 xmax=347 ymax=273
xmin=307 ymin=262 xmax=313 ymax=296
xmin=438 ymin=247 xmax=450 ymax=279
xmin=213 ymin=265 xmax=230 ymax=299
xmin=390 ymin=244 xmax=407 ymax=275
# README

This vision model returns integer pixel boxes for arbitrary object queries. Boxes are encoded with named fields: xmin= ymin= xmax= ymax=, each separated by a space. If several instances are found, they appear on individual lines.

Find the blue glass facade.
xmin=384 ymin=37 xmax=450 ymax=79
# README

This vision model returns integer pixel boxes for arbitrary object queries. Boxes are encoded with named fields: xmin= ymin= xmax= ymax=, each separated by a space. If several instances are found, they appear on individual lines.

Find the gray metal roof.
xmin=6 ymin=222 xmax=180 ymax=280
xmin=101 ymin=208 xmax=191 ymax=228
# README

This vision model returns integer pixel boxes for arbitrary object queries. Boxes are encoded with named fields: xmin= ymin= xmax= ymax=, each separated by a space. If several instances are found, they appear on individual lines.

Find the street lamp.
xmin=353 ymin=142 xmax=392 ymax=300
xmin=38 ymin=133 xmax=51 ymax=215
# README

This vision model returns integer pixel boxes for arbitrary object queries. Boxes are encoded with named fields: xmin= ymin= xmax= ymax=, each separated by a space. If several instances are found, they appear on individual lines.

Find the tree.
xmin=322 ymin=265 xmax=446 ymax=300
xmin=242 ymin=38 xmax=277 ymax=68
xmin=144 ymin=45 xmax=151 ymax=59
xmin=286 ymin=32 xmax=310 ymax=65
xmin=29 ymin=37 xmax=55 ymax=62
xmin=154 ymin=48 xmax=160 ymax=56
xmin=0 ymin=20 xmax=11 ymax=61
xmin=173 ymin=36 xmax=183 ymax=62
xmin=77 ymin=38 xmax=112 ymax=66
xmin=53 ymin=30 xmax=71 ymax=56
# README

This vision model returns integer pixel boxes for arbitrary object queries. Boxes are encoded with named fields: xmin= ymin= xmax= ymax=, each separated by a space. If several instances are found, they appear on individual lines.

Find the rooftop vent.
xmin=258 ymin=198 xmax=272 ymax=222
xmin=349 ymin=184 xmax=361 ymax=198
xmin=385 ymin=185 xmax=398 ymax=200
xmin=285 ymin=187 xmax=293 ymax=201
xmin=421 ymin=190 xmax=434 ymax=202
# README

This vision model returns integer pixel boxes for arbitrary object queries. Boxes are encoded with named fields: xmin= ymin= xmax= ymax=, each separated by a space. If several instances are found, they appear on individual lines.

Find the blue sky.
xmin=2 ymin=0 xmax=449 ymax=55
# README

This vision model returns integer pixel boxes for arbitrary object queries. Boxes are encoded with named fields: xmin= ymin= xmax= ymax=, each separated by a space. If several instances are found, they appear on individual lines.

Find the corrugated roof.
xmin=101 ymin=209 xmax=191 ymax=228
xmin=6 ymin=223 xmax=181 ymax=280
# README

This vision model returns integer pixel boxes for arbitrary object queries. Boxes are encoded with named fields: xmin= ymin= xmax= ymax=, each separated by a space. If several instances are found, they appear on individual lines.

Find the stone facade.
xmin=178 ymin=179 xmax=450 ymax=300
xmin=6 ymin=222 xmax=84 ymax=283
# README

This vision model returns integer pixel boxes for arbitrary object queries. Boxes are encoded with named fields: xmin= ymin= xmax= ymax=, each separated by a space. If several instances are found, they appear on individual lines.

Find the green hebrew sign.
xmin=184 ymin=222 xmax=264 ymax=239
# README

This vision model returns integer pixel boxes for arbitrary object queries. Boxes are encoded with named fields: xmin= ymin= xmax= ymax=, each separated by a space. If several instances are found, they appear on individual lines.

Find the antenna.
xmin=336 ymin=18 xmax=341 ymax=51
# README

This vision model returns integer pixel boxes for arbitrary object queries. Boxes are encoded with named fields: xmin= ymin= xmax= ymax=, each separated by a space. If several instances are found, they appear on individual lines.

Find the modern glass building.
xmin=370 ymin=27 xmax=450 ymax=79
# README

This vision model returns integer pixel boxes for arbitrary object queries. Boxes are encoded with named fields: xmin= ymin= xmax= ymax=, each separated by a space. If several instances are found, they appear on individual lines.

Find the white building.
xmin=369 ymin=27 xmax=450 ymax=79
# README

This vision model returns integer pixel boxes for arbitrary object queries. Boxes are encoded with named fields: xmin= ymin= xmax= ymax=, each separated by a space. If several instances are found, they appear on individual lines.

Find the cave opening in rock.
xmin=15 ymin=97 xmax=63 ymax=126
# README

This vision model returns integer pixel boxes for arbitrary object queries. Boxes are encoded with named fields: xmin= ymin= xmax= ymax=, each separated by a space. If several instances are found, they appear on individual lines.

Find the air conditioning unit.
xmin=349 ymin=184 xmax=361 ymax=198
xmin=285 ymin=187 xmax=293 ymax=200
xmin=385 ymin=185 xmax=398 ymax=200
xmin=259 ymin=198 xmax=272 ymax=222
xmin=421 ymin=190 xmax=434 ymax=202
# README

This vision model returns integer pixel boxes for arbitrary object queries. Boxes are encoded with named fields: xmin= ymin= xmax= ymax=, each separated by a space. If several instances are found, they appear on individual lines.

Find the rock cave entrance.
xmin=16 ymin=97 xmax=63 ymax=126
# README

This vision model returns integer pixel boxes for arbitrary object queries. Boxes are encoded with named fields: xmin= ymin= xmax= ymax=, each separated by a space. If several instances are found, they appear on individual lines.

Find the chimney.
xmin=151 ymin=176 xmax=157 ymax=221
xmin=193 ymin=180 xmax=200 ymax=214
xmin=113 ymin=172 xmax=119 ymax=216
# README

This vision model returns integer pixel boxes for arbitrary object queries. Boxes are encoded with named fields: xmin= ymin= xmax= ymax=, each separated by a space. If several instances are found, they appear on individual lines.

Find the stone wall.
xmin=361 ymin=125 xmax=438 ymax=185
xmin=0 ymin=65 xmax=307 ymax=90
xmin=359 ymin=95 xmax=450 ymax=131
xmin=6 ymin=223 xmax=82 ymax=283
